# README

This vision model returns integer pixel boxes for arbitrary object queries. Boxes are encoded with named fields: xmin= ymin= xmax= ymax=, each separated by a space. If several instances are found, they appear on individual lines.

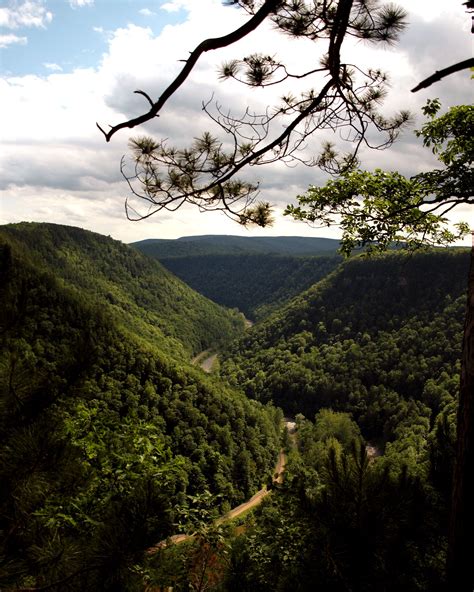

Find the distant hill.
xmin=155 ymin=253 xmax=342 ymax=320
xmin=133 ymin=235 xmax=342 ymax=320
xmin=132 ymin=234 xmax=341 ymax=258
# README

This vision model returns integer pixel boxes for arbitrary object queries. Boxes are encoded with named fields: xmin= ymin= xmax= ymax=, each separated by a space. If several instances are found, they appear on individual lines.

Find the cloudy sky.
xmin=1 ymin=0 xmax=472 ymax=244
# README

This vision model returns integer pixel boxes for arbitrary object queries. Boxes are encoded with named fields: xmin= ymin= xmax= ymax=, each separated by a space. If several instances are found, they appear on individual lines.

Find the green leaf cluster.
xmin=285 ymin=103 xmax=473 ymax=253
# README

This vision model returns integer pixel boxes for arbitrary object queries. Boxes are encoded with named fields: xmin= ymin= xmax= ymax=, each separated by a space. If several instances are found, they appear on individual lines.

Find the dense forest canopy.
xmin=1 ymin=221 xmax=471 ymax=590
xmin=215 ymin=249 xmax=468 ymax=591
xmin=133 ymin=236 xmax=343 ymax=319
xmin=221 ymin=249 xmax=469 ymax=426
xmin=140 ymin=246 xmax=469 ymax=591
xmin=0 ymin=223 xmax=281 ymax=591
xmin=0 ymin=222 xmax=248 ymax=358
xmin=137 ymin=251 xmax=341 ymax=321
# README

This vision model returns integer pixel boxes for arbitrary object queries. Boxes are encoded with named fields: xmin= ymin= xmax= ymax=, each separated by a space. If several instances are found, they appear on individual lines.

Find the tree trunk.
xmin=447 ymin=244 xmax=474 ymax=591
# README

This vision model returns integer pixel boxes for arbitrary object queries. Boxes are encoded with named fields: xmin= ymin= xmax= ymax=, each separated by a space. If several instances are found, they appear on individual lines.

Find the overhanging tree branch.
xmin=97 ymin=0 xmax=282 ymax=142
xmin=411 ymin=57 xmax=474 ymax=92
xmin=112 ymin=1 xmax=409 ymax=225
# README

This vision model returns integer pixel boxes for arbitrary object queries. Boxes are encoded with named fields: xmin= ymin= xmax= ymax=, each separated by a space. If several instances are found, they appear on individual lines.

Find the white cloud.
xmin=69 ymin=0 xmax=94 ymax=7
xmin=0 ymin=33 xmax=27 ymax=47
xmin=139 ymin=8 xmax=155 ymax=17
xmin=396 ymin=0 xmax=467 ymax=23
xmin=160 ymin=1 xmax=184 ymax=13
xmin=0 ymin=184 xmax=128 ymax=231
xmin=43 ymin=62 xmax=62 ymax=71
xmin=1 ymin=0 xmax=472 ymax=244
xmin=0 ymin=1 xmax=52 ymax=29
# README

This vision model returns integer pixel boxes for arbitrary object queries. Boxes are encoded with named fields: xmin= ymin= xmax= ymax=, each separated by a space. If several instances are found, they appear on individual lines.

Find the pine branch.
xmin=97 ymin=0 xmax=281 ymax=142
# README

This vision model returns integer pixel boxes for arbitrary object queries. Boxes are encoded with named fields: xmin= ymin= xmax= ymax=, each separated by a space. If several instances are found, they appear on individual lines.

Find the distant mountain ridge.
xmin=132 ymin=234 xmax=341 ymax=258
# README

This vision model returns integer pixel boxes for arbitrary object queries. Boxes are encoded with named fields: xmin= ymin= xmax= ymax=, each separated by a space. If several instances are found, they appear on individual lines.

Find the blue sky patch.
xmin=1 ymin=0 xmax=185 ymax=76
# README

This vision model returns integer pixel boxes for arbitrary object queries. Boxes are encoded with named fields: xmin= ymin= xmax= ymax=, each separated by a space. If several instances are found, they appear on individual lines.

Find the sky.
xmin=0 ymin=0 xmax=472 ymax=244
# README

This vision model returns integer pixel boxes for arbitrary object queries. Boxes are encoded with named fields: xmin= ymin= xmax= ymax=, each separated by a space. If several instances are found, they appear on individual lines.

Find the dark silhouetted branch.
xmin=411 ymin=57 xmax=474 ymax=92
xmin=97 ymin=0 xmax=281 ymax=142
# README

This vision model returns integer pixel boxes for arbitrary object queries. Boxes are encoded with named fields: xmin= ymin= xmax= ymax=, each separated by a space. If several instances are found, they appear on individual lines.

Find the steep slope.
xmin=0 ymin=224 xmax=281 ymax=591
xmin=1 ymin=223 xmax=244 ymax=357
xmin=218 ymin=250 xmax=471 ymax=592
xmin=221 ymin=249 xmax=469 ymax=439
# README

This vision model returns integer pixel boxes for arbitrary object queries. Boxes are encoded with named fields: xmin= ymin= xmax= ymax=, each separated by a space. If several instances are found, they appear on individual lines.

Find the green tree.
xmin=229 ymin=436 xmax=444 ymax=591
xmin=286 ymin=101 xmax=473 ymax=591
xmin=286 ymin=101 xmax=472 ymax=254
xmin=313 ymin=408 xmax=362 ymax=450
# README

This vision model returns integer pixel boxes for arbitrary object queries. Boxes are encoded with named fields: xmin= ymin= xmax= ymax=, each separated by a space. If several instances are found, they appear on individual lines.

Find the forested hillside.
xmin=133 ymin=235 xmax=341 ymax=320
xmin=1 ymin=223 xmax=245 ymax=357
xmin=151 ymin=253 xmax=341 ymax=320
xmin=0 ymin=224 xmax=281 ymax=591
xmin=214 ymin=249 xmax=469 ymax=591
xmin=141 ymin=248 xmax=470 ymax=591
xmin=2 ymin=224 xmax=470 ymax=591
xmin=221 ymin=250 xmax=468 ymax=437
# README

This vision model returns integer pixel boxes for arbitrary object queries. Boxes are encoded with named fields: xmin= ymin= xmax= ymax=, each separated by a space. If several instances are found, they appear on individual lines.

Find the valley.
xmin=0 ymin=223 xmax=470 ymax=591
xmin=133 ymin=236 xmax=342 ymax=321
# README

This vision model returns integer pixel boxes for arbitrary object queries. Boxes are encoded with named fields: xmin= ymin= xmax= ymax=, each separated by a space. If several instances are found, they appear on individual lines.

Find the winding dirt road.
xmin=191 ymin=316 xmax=253 ymax=374
xmin=151 ymin=347 xmax=291 ymax=554
xmin=191 ymin=350 xmax=217 ymax=373
xmin=147 ymin=439 xmax=289 ymax=555
xmin=216 ymin=448 xmax=287 ymax=524
xmin=200 ymin=352 xmax=217 ymax=372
